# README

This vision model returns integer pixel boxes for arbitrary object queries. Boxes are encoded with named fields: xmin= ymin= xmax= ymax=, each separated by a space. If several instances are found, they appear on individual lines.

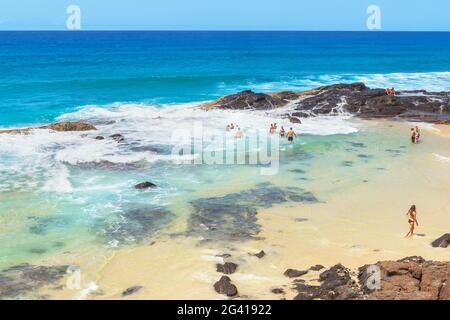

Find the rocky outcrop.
xmin=41 ymin=121 xmax=96 ymax=132
xmin=431 ymin=234 xmax=450 ymax=248
xmin=216 ymin=262 xmax=238 ymax=275
xmin=0 ymin=121 xmax=96 ymax=135
xmin=284 ymin=269 xmax=308 ymax=278
xmin=134 ymin=182 xmax=157 ymax=189
xmin=109 ymin=133 xmax=125 ymax=143
xmin=287 ymin=256 xmax=450 ymax=300
xmin=359 ymin=256 xmax=450 ymax=300
xmin=214 ymin=276 xmax=238 ymax=297
xmin=293 ymin=263 xmax=362 ymax=300
xmin=202 ymin=83 xmax=450 ymax=123
xmin=201 ymin=90 xmax=288 ymax=110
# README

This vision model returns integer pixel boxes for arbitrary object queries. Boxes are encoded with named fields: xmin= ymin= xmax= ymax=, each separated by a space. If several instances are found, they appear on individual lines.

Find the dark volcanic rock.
xmin=216 ymin=262 xmax=238 ymax=275
xmin=134 ymin=181 xmax=157 ymax=189
xmin=431 ymin=233 xmax=450 ymax=248
xmin=271 ymin=91 xmax=300 ymax=101
xmin=214 ymin=276 xmax=238 ymax=297
xmin=203 ymin=83 xmax=450 ymax=123
xmin=202 ymin=90 xmax=288 ymax=110
xmin=122 ymin=285 xmax=143 ymax=296
xmin=293 ymin=263 xmax=361 ymax=300
xmin=289 ymin=116 xmax=302 ymax=124
xmin=284 ymin=269 xmax=308 ymax=278
xmin=286 ymin=257 xmax=450 ymax=300
xmin=95 ymin=136 xmax=105 ymax=140
xmin=0 ymin=122 xmax=96 ymax=135
xmin=310 ymin=264 xmax=325 ymax=271
xmin=254 ymin=250 xmax=266 ymax=259
xmin=271 ymin=288 xmax=285 ymax=294
xmin=293 ymin=83 xmax=450 ymax=121
xmin=109 ymin=133 xmax=125 ymax=142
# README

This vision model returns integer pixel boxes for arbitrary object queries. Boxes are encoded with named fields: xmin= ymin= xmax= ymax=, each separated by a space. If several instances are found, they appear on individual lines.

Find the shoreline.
xmin=0 ymin=103 xmax=449 ymax=300
xmin=39 ymin=119 xmax=449 ymax=300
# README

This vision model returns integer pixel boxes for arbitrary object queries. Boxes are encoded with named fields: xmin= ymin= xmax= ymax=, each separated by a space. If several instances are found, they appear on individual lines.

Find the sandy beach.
xmin=25 ymin=119 xmax=448 ymax=300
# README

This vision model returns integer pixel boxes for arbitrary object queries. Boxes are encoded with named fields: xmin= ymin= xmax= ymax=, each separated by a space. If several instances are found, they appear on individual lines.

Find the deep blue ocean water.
xmin=1 ymin=31 xmax=450 ymax=126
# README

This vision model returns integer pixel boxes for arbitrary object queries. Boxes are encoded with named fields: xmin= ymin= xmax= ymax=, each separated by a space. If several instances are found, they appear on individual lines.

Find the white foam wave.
xmin=0 ymin=101 xmax=359 ymax=190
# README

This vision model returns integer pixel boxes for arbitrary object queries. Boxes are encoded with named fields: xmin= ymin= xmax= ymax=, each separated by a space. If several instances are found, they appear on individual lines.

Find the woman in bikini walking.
xmin=405 ymin=205 xmax=419 ymax=238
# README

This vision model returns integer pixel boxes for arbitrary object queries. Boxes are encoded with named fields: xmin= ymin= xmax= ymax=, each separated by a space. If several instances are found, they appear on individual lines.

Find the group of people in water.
xmin=269 ymin=123 xmax=297 ymax=142
xmin=410 ymin=126 xmax=421 ymax=144
xmin=226 ymin=123 xmax=242 ymax=138
xmin=226 ymin=119 xmax=421 ymax=238
xmin=385 ymin=87 xmax=396 ymax=95
xmin=225 ymin=122 xmax=298 ymax=142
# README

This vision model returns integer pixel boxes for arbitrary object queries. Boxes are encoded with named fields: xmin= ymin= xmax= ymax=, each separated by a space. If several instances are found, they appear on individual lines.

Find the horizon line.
xmin=1 ymin=29 xmax=450 ymax=32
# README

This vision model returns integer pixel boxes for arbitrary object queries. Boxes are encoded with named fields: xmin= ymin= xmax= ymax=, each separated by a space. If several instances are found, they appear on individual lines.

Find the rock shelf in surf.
xmin=0 ymin=121 xmax=96 ymax=134
xmin=201 ymin=83 xmax=450 ymax=124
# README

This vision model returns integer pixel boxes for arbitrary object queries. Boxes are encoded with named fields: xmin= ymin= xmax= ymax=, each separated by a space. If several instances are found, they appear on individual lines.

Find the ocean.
xmin=1 ymin=31 xmax=450 ymax=126
xmin=0 ymin=32 xmax=450 ymax=298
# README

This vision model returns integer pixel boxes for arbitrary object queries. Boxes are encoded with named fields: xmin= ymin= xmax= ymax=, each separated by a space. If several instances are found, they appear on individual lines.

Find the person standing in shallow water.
xmin=415 ymin=126 xmax=421 ymax=143
xmin=287 ymin=127 xmax=296 ymax=143
xmin=236 ymin=127 xmax=242 ymax=139
xmin=410 ymin=128 xmax=416 ymax=144
xmin=405 ymin=205 xmax=419 ymax=238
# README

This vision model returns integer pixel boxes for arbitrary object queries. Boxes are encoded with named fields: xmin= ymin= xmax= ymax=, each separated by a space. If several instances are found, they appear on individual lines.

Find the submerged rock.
xmin=216 ymin=262 xmax=238 ymax=275
xmin=134 ymin=181 xmax=157 ymax=189
xmin=431 ymin=233 xmax=450 ymax=248
xmin=213 ymin=276 xmax=238 ymax=297
xmin=101 ymin=207 xmax=173 ymax=244
xmin=109 ymin=133 xmax=125 ymax=142
xmin=0 ymin=263 xmax=70 ymax=299
xmin=187 ymin=183 xmax=318 ymax=242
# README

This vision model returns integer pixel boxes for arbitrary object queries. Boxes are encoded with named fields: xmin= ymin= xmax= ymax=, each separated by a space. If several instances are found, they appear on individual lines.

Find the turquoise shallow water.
xmin=1 ymin=31 xmax=450 ymax=271
xmin=0 ymin=115 xmax=415 ymax=270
